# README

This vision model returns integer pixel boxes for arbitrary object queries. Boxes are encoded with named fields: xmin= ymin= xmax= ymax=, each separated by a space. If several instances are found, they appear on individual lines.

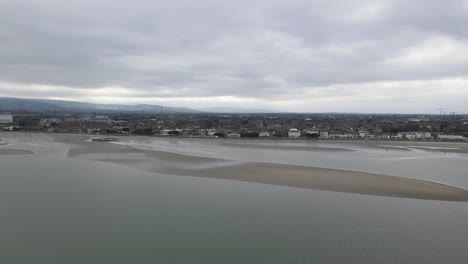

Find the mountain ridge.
xmin=0 ymin=97 xmax=276 ymax=113
xmin=0 ymin=97 xmax=199 ymax=113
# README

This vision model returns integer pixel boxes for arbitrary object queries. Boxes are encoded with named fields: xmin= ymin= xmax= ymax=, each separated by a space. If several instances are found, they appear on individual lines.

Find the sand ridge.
xmin=52 ymin=134 xmax=468 ymax=202
xmin=0 ymin=148 xmax=33 ymax=155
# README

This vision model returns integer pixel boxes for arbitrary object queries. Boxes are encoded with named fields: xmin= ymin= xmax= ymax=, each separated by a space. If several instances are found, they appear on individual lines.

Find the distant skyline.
xmin=1 ymin=0 xmax=468 ymax=113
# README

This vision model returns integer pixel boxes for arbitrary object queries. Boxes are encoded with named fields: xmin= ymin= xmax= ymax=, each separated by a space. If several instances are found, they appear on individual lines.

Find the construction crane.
xmin=436 ymin=108 xmax=445 ymax=115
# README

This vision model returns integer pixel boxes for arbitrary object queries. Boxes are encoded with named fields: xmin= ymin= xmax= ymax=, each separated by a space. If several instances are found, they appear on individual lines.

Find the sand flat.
xmin=50 ymin=134 xmax=468 ymax=201
xmin=220 ymin=141 xmax=356 ymax=152
xmin=365 ymin=141 xmax=468 ymax=153
xmin=0 ymin=148 xmax=33 ymax=155
xmin=177 ymin=163 xmax=468 ymax=201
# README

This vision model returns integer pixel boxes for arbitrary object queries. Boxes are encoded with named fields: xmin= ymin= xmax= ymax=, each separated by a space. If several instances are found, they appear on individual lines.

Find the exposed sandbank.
xmin=52 ymin=134 xmax=468 ymax=201
xmin=0 ymin=148 xmax=33 ymax=155
xmin=220 ymin=141 xmax=355 ymax=152
xmin=346 ymin=140 xmax=468 ymax=154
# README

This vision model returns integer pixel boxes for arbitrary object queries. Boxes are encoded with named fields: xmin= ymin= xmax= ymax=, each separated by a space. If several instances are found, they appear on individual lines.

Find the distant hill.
xmin=0 ymin=98 xmax=69 ymax=112
xmin=0 ymin=98 xmax=200 ymax=113
xmin=0 ymin=97 xmax=280 ymax=114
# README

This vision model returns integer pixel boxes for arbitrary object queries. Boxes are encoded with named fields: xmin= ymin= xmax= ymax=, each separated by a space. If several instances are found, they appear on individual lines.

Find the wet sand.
xmin=219 ymin=141 xmax=356 ymax=152
xmin=182 ymin=163 xmax=468 ymax=201
xmin=52 ymin=134 xmax=468 ymax=201
xmin=0 ymin=148 xmax=33 ymax=155
xmin=344 ymin=140 xmax=468 ymax=154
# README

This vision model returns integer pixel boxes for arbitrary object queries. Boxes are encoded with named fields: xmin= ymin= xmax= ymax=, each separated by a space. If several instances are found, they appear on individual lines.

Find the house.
xmin=305 ymin=130 xmax=319 ymax=138
xmin=259 ymin=132 xmax=271 ymax=137
xmin=405 ymin=132 xmax=417 ymax=140
xmin=415 ymin=132 xmax=432 ymax=139
xmin=160 ymin=129 xmax=172 ymax=135
xmin=198 ymin=129 xmax=208 ymax=136
xmin=343 ymin=133 xmax=357 ymax=139
xmin=207 ymin=129 xmax=218 ymax=137
xmin=438 ymin=134 xmax=465 ymax=140
xmin=397 ymin=132 xmax=432 ymax=140
xmin=288 ymin=128 xmax=301 ymax=138
xmin=358 ymin=132 xmax=368 ymax=138
xmin=330 ymin=133 xmax=356 ymax=139
xmin=378 ymin=133 xmax=393 ymax=139
xmin=320 ymin=131 xmax=329 ymax=138
xmin=227 ymin=133 xmax=241 ymax=139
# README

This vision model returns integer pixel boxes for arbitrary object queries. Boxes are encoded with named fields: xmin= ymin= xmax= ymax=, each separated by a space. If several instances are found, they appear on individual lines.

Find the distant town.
xmin=1 ymin=110 xmax=468 ymax=141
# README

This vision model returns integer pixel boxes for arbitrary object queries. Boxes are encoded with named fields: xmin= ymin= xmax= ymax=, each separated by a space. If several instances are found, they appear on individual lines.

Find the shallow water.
xmin=117 ymin=137 xmax=468 ymax=188
xmin=1 ymin=135 xmax=468 ymax=263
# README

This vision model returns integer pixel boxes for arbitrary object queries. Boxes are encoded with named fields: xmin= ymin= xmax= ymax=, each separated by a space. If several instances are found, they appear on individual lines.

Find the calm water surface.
xmin=1 ymin=142 xmax=468 ymax=263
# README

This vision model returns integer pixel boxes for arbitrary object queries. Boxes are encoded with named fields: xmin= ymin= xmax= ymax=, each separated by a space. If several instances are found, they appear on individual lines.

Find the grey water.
xmin=1 ymin=142 xmax=468 ymax=263
xmin=119 ymin=137 xmax=468 ymax=188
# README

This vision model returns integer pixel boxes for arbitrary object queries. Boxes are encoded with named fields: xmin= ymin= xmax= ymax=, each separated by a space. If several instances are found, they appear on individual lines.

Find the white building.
xmin=378 ymin=134 xmax=393 ymax=139
xmin=415 ymin=132 xmax=432 ymax=139
xmin=288 ymin=128 xmax=301 ymax=138
xmin=320 ymin=131 xmax=329 ymax=138
xmin=227 ymin=133 xmax=241 ymax=139
xmin=438 ymin=134 xmax=465 ymax=140
xmin=397 ymin=132 xmax=432 ymax=140
xmin=343 ymin=133 xmax=357 ymax=139
xmin=259 ymin=132 xmax=271 ymax=137
xmin=358 ymin=132 xmax=368 ymax=138
xmin=207 ymin=129 xmax=218 ymax=137
xmin=0 ymin=114 xmax=13 ymax=124
xmin=160 ymin=129 xmax=172 ymax=135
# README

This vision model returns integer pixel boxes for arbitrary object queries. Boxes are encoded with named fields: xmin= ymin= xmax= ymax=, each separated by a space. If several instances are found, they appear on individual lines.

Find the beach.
xmin=51 ymin=134 xmax=468 ymax=201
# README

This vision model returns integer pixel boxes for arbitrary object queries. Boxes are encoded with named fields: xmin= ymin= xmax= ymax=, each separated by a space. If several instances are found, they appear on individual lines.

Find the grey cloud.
xmin=0 ymin=0 xmax=467 ymax=109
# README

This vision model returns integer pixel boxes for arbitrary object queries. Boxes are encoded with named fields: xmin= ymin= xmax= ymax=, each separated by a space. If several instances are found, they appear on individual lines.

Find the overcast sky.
xmin=1 ymin=0 xmax=468 ymax=113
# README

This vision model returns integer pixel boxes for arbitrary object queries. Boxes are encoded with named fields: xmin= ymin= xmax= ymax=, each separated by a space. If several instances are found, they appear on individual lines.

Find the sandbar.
xmin=0 ymin=148 xmax=33 ymax=155
xmin=53 ymin=134 xmax=468 ymax=201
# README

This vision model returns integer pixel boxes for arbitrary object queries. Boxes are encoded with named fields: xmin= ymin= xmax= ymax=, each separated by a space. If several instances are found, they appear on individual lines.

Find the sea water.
xmin=1 ymin=139 xmax=468 ymax=263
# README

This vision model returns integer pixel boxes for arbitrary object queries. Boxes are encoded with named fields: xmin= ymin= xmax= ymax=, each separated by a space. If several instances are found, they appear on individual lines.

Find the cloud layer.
xmin=1 ymin=0 xmax=468 ymax=113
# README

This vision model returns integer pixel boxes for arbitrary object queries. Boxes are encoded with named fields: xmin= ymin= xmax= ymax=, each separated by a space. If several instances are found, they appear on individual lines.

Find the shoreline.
xmin=2 ymin=130 xmax=468 ymax=144
xmin=52 ymin=134 xmax=468 ymax=202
